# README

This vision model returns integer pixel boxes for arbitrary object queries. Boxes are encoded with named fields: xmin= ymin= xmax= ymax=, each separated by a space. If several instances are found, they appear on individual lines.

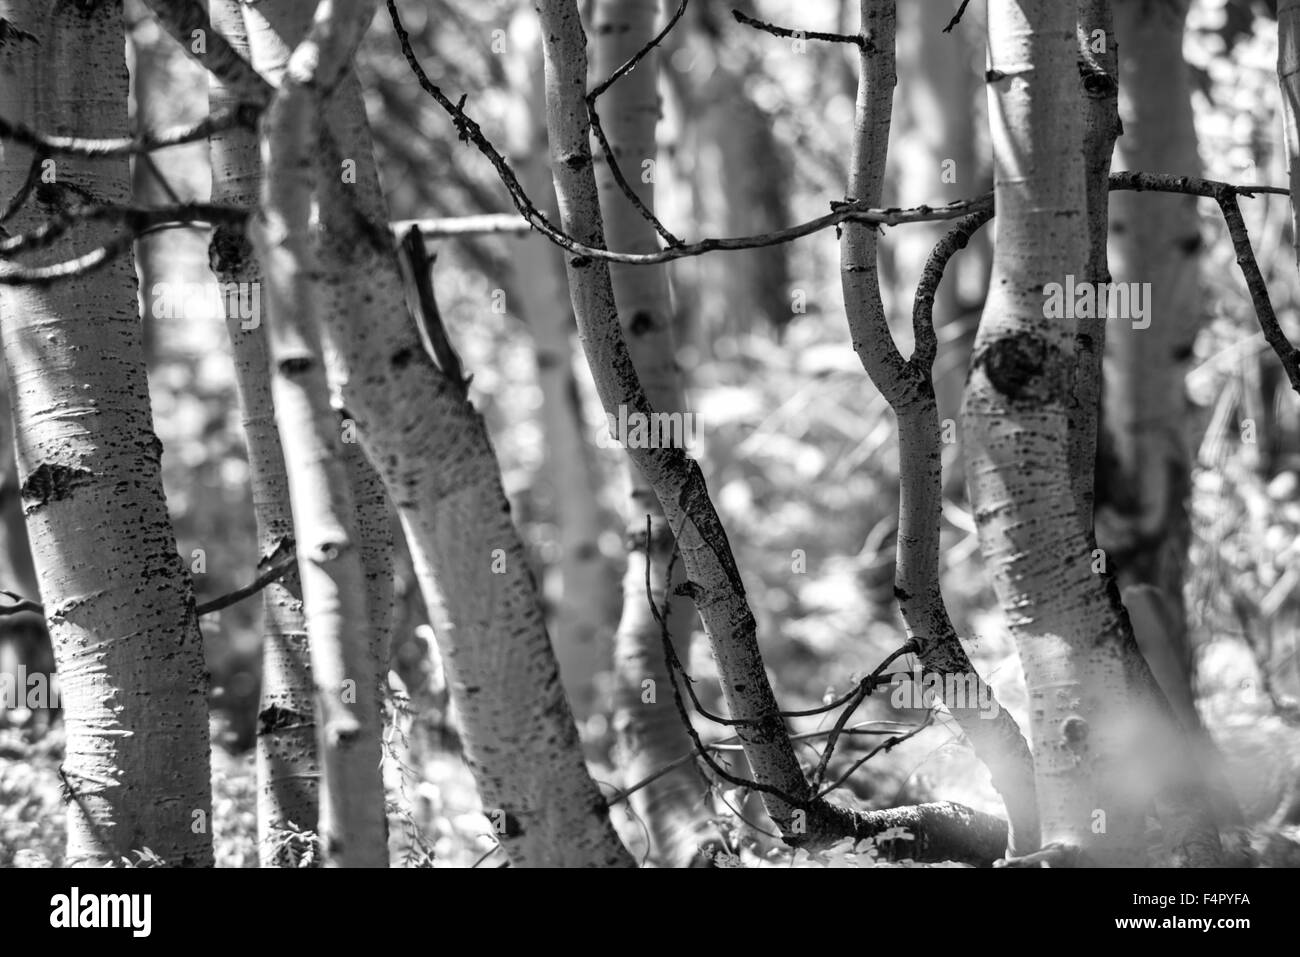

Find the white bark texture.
xmin=207 ymin=0 xmax=319 ymax=867
xmin=1282 ymin=0 xmax=1300 ymax=275
xmin=532 ymin=0 xmax=1015 ymax=860
xmin=1069 ymin=0 xmax=1120 ymax=528
xmin=251 ymin=0 xmax=389 ymax=867
xmin=969 ymin=0 xmax=1222 ymax=866
xmin=592 ymin=0 xmax=721 ymax=867
xmin=244 ymin=0 xmax=635 ymax=867
xmin=1103 ymin=0 xmax=1201 ymax=734
xmin=503 ymin=15 xmax=616 ymax=720
xmin=840 ymin=0 xmax=1038 ymax=855
xmin=0 ymin=0 xmax=212 ymax=866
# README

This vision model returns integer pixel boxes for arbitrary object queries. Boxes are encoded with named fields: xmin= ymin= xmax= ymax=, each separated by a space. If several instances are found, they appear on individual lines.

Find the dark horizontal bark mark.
xmin=21 ymin=463 xmax=93 ymax=511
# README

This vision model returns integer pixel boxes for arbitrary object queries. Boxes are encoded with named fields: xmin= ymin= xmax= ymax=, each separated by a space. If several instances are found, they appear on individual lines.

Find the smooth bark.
xmin=207 ymin=0 xmax=318 ymax=867
xmin=0 ymin=0 xmax=212 ymax=866
xmin=592 ymin=0 xmax=722 ymax=867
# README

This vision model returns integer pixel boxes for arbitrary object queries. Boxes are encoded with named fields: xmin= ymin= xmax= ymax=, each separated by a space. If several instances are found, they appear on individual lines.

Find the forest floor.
xmin=2 ymin=625 xmax=1297 ymax=867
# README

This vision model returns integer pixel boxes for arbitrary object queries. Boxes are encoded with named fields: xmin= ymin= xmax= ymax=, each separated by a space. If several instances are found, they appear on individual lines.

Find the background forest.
xmin=0 ymin=0 xmax=1298 ymax=868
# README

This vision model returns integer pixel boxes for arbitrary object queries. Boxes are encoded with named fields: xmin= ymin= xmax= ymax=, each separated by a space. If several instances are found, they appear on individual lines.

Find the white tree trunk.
xmin=592 ymin=0 xmax=722 ymax=866
xmin=241 ymin=0 xmax=636 ymax=867
xmin=207 ymin=0 xmax=319 ymax=867
xmin=251 ymin=0 xmax=389 ymax=867
xmin=968 ymin=0 xmax=1222 ymax=866
xmin=0 ymin=0 xmax=212 ymax=866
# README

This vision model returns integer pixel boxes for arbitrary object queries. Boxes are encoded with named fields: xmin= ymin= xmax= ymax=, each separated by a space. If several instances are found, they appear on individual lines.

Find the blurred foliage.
xmin=2 ymin=0 xmax=1300 ymax=866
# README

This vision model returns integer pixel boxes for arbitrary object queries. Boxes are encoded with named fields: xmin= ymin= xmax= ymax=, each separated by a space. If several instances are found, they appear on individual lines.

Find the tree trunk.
xmin=0 ymin=0 xmax=213 ymax=866
xmin=251 ymin=0 xmax=389 ymax=867
xmin=1281 ymin=0 xmax=1300 ymax=278
xmin=591 ymin=0 xmax=723 ymax=867
xmin=1069 ymin=0 xmax=1120 ymax=531
xmin=967 ymin=0 xmax=1222 ymax=866
xmin=240 ymin=0 xmax=636 ymax=867
xmin=207 ymin=0 xmax=318 ymax=867
xmin=839 ymin=0 xmax=1038 ymax=856
xmin=503 ymin=13 xmax=616 ymax=721
xmin=1102 ymin=0 xmax=1202 ymax=742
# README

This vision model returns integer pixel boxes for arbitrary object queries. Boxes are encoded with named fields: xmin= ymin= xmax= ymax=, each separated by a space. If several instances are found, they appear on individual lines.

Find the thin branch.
xmin=996 ymin=841 xmax=1082 ymax=868
xmin=1218 ymin=194 xmax=1300 ymax=392
xmin=1 ymin=152 xmax=44 ymax=223
xmin=732 ymin=9 xmax=869 ymax=49
xmin=385 ymin=0 xmax=990 ymax=265
xmin=194 ymin=550 xmax=298 ymax=617
xmin=389 ymin=215 xmax=533 ymax=238
xmin=909 ymin=209 xmax=993 ymax=373
xmin=0 ymin=106 xmax=257 ymax=159
xmin=815 ymin=710 xmax=935 ymax=800
xmin=943 ymin=0 xmax=974 ymax=33
xmin=605 ymin=718 xmax=916 ymax=807
xmin=0 ymin=202 xmax=247 ymax=257
xmin=644 ymin=517 xmax=812 ymax=808
xmin=808 ymin=641 xmax=918 ymax=792
xmin=396 ymin=225 xmax=469 ymax=390
xmin=0 ymin=237 xmax=134 ymax=285
xmin=586 ymin=0 xmax=689 ymax=247
xmin=0 ymin=171 xmax=1288 ymax=290
xmin=139 ymin=0 xmax=272 ymax=108
xmin=1 ymin=551 xmax=297 ymax=620
xmin=0 ymin=590 xmax=42 ymax=616
xmin=139 ymin=154 xmax=184 ymax=207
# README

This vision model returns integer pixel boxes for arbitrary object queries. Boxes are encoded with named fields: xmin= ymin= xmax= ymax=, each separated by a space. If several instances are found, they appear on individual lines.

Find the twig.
xmin=732 ymin=9 xmax=869 ymax=49
xmin=1 ymin=152 xmax=45 ymax=223
xmin=139 ymin=154 xmax=184 ymax=207
xmin=389 ymin=215 xmax=533 ymax=238
xmin=1 ymin=551 xmax=297 ymax=619
xmin=0 ymin=237 xmax=134 ymax=285
xmin=605 ymin=719 xmax=915 ymax=807
xmin=397 ymin=225 xmax=469 ymax=390
xmin=0 ymin=201 xmax=247 ymax=257
xmin=644 ymin=517 xmax=813 ymax=809
xmin=996 ymin=841 xmax=1082 ymax=868
xmin=943 ymin=0 xmax=974 ymax=33
xmin=1218 ymin=194 xmax=1300 ymax=392
xmin=0 ymin=590 xmax=42 ymax=616
xmin=139 ymin=0 xmax=272 ymax=109
xmin=0 ymin=106 xmax=258 ymax=159
xmin=586 ymin=0 xmax=689 ymax=247
xmin=815 ymin=710 xmax=935 ymax=800
xmin=385 ymin=0 xmax=991 ymax=265
xmin=808 ymin=641 xmax=918 ymax=791
xmin=194 ymin=549 xmax=298 ymax=616
xmin=909 ymin=209 xmax=994 ymax=373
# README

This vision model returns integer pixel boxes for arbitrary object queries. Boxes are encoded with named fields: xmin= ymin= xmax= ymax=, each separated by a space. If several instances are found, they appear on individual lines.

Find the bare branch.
xmin=2 ymin=550 xmax=296 ymax=620
xmin=732 ymin=8 xmax=869 ymax=49
xmin=942 ymin=0 xmax=974 ymax=33
xmin=586 ymin=0 xmax=689 ymax=247
xmin=139 ymin=0 xmax=272 ymax=108
xmin=1218 ymin=194 xmax=1300 ymax=392
xmin=0 ymin=590 xmax=42 ymax=616
xmin=1 ymin=152 xmax=44 ymax=223
xmin=0 ymin=106 xmax=258 ymax=159
xmin=389 ymin=214 xmax=533 ymax=238
xmin=194 ymin=550 xmax=298 ymax=616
